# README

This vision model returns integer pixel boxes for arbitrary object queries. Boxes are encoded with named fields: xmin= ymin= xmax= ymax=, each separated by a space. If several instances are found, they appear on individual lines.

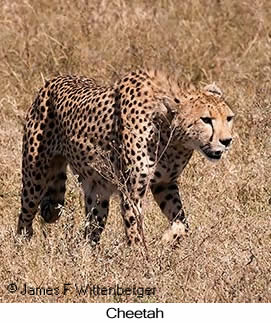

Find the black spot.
xmin=124 ymin=203 xmax=130 ymax=210
xmin=48 ymin=111 xmax=54 ymax=118
xmin=174 ymin=98 xmax=180 ymax=104
xmin=35 ymin=184 xmax=41 ymax=192
xmin=48 ymin=187 xmax=56 ymax=194
xmin=160 ymin=201 xmax=166 ymax=210
xmin=129 ymin=216 xmax=136 ymax=224
xmin=37 ymin=134 xmax=42 ymax=141
xmin=154 ymin=171 xmax=161 ymax=178
xmin=124 ymin=219 xmax=130 ymax=228
xmin=173 ymin=198 xmax=179 ymax=204
xmin=46 ymin=99 xmax=51 ymax=107
xmin=165 ymin=194 xmax=173 ymax=200
xmin=154 ymin=185 xmax=165 ymax=194
xmin=139 ymin=189 xmax=145 ymax=197
xmin=37 ymin=145 xmax=44 ymax=153
xmin=93 ymin=208 xmax=98 ymax=216
xmin=101 ymin=200 xmax=109 ymax=208
xmin=178 ymin=210 xmax=186 ymax=221
xmin=29 ymin=201 xmax=35 ymax=208
xmin=168 ymin=184 xmax=178 ymax=190
xmin=99 ymin=222 xmax=105 ymax=228
xmin=58 ymin=172 xmax=67 ymax=181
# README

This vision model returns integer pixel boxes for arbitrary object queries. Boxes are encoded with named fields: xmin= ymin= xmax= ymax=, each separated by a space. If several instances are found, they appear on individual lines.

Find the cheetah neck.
xmin=145 ymin=68 xmax=180 ymax=99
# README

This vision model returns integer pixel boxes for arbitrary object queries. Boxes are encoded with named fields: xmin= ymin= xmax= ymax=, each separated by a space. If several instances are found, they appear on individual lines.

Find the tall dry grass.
xmin=0 ymin=0 xmax=270 ymax=302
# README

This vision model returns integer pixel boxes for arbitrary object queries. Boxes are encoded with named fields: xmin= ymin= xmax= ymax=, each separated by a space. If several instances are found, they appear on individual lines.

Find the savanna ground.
xmin=0 ymin=0 xmax=270 ymax=303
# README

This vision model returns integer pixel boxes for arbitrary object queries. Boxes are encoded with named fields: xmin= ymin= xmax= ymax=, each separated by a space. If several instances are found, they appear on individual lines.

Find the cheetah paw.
xmin=162 ymin=221 xmax=187 ymax=245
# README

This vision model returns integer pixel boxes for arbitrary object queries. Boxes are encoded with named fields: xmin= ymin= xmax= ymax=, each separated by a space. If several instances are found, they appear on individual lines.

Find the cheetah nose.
xmin=219 ymin=138 xmax=232 ymax=147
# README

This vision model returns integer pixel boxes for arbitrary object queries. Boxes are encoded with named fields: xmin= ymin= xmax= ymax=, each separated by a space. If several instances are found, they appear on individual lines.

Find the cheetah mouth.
xmin=200 ymin=148 xmax=223 ymax=161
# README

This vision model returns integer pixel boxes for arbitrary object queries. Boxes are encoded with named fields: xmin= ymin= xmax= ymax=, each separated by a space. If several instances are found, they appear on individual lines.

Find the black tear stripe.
xmin=209 ymin=122 xmax=214 ymax=142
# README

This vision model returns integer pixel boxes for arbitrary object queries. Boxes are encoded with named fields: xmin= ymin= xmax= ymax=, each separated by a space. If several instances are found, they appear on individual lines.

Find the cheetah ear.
xmin=204 ymin=83 xmax=223 ymax=97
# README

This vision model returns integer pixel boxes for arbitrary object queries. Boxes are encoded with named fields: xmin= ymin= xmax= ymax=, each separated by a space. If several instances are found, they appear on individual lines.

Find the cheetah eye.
xmin=200 ymin=117 xmax=212 ymax=125
xmin=227 ymin=116 xmax=234 ymax=122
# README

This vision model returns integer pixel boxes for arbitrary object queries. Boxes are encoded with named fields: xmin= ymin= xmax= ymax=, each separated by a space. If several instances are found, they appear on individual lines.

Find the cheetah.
xmin=18 ymin=69 xmax=234 ymax=246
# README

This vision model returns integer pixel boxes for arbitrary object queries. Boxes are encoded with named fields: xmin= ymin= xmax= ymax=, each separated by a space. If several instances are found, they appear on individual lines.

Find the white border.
xmin=1 ymin=303 xmax=270 ymax=323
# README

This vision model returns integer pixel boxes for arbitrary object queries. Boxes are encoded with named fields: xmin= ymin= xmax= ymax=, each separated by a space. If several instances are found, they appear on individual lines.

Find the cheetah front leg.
xmin=120 ymin=192 xmax=144 ymax=246
xmin=82 ymin=177 xmax=111 ymax=246
xmin=151 ymin=182 xmax=188 ymax=245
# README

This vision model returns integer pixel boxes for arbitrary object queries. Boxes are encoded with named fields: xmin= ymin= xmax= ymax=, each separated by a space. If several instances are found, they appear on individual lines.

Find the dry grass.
xmin=0 ymin=0 xmax=271 ymax=303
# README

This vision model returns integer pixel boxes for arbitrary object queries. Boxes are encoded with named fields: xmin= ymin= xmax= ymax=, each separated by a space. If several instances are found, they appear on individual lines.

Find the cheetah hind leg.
xmin=40 ymin=155 xmax=67 ymax=223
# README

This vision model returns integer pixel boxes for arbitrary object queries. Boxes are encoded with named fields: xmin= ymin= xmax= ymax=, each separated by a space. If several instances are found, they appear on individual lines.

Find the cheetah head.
xmin=162 ymin=83 xmax=234 ymax=161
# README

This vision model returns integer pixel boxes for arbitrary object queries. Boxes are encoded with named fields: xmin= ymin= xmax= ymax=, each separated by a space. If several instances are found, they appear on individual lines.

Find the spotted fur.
xmin=18 ymin=69 xmax=234 ymax=245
